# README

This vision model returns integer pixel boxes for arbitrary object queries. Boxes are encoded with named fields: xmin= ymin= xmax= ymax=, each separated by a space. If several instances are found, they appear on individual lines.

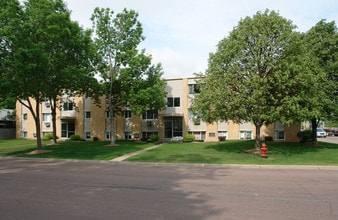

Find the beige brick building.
xmin=16 ymin=77 xmax=300 ymax=142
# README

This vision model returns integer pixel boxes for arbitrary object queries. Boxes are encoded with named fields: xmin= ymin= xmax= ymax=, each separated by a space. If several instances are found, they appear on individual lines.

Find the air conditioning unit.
xmin=45 ymin=102 xmax=50 ymax=107
xmin=45 ymin=122 xmax=51 ymax=127
xmin=147 ymin=121 xmax=153 ymax=126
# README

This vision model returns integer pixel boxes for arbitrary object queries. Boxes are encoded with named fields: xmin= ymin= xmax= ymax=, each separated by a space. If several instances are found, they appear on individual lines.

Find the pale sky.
xmin=64 ymin=0 xmax=338 ymax=79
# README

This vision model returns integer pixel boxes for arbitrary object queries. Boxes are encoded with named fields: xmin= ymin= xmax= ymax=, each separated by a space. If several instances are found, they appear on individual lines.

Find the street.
xmin=319 ymin=136 xmax=338 ymax=144
xmin=0 ymin=158 xmax=337 ymax=220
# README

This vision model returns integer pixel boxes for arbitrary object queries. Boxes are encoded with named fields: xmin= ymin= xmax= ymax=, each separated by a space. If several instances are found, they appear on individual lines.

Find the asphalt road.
xmin=319 ymin=136 xmax=338 ymax=144
xmin=0 ymin=158 xmax=337 ymax=220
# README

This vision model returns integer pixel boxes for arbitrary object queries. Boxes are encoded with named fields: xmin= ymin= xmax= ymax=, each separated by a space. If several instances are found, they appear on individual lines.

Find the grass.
xmin=0 ymin=139 xmax=155 ymax=160
xmin=126 ymin=140 xmax=338 ymax=166
xmin=0 ymin=139 xmax=337 ymax=165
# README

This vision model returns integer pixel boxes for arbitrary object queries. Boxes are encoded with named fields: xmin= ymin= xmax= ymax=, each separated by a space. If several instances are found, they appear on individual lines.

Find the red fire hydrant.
xmin=260 ymin=143 xmax=268 ymax=158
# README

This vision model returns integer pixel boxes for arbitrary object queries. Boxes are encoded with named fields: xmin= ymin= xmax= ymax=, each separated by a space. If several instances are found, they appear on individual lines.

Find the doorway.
xmin=61 ymin=121 xmax=75 ymax=138
xmin=164 ymin=118 xmax=182 ymax=138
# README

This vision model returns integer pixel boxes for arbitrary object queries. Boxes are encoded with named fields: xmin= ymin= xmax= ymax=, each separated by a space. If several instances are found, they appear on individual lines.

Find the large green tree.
xmin=91 ymin=8 xmax=166 ymax=145
xmin=0 ymin=0 xmax=22 ymax=109
xmin=302 ymin=20 xmax=338 ymax=144
xmin=192 ymin=10 xmax=314 ymax=149
xmin=0 ymin=0 xmax=99 ymax=149
xmin=23 ymin=0 xmax=100 ymax=144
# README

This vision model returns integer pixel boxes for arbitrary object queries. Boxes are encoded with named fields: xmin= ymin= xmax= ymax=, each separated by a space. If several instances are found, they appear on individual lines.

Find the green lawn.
xmin=126 ymin=140 xmax=338 ymax=165
xmin=0 ymin=139 xmax=337 ymax=165
xmin=0 ymin=139 xmax=155 ymax=160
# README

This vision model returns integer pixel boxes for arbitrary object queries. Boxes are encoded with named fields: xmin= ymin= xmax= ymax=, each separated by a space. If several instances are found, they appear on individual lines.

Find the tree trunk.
xmin=108 ymin=93 xmax=116 ymax=145
xmin=254 ymin=121 xmax=263 ymax=151
xmin=51 ymin=98 xmax=57 ymax=144
xmin=35 ymin=98 xmax=42 ymax=150
xmin=311 ymin=118 xmax=318 ymax=146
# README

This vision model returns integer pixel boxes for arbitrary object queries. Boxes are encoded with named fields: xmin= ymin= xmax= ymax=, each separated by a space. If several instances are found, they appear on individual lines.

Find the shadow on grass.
xmin=204 ymin=140 xmax=333 ymax=156
xmin=2 ymin=140 xmax=155 ymax=160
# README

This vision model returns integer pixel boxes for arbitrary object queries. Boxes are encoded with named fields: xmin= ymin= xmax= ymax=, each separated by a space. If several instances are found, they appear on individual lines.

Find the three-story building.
xmin=16 ymin=77 xmax=300 ymax=142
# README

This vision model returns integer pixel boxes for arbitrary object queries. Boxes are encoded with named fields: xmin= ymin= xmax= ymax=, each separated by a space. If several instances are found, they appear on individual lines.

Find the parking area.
xmin=319 ymin=136 xmax=338 ymax=144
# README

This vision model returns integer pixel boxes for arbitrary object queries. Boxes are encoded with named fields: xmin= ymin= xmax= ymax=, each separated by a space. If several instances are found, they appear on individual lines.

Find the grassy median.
xmin=0 ymin=139 xmax=337 ymax=165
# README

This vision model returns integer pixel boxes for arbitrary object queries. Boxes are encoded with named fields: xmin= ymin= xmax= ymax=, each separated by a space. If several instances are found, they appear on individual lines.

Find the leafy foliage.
xmin=149 ymin=134 xmax=159 ymax=142
xmin=91 ymin=8 xmax=166 ymax=145
xmin=70 ymin=134 xmax=81 ymax=141
xmin=183 ymin=134 xmax=195 ymax=142
xmin=302 ymin=20 xmax=338 ymax=144
xmin=192 ymin=10 xmax=310 ymax=149
xmin=0 ymin=0 xmax=100 ymax=148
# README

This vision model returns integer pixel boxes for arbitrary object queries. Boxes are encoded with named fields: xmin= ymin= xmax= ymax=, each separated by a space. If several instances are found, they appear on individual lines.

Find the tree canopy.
xmin=0 ymin=0 xmax=100 ymax=149
xmin=301 ymin=20 xmax=338 ymax=144
xmin=91 ymin=8 xmax=167 ymax=145
xmin=192 ymin=10 xmax=318 ymax=148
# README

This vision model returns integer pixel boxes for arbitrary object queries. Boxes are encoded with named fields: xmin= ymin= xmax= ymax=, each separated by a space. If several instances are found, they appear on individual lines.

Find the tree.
xmin=0 ymin=0 xmax=49 ymax=150
xmin=192 ymin=10 xmax=312 ymax=150
xmin=302 ymin=20 xmax=338 ymax=145
xmin=23 ymin=0 xmax=100 ymax=144
xmin=0 ymin=0 xmax=100 ymax=149
xmin=91 ymin=8 xmax=166 ymax=145
xmin=0 ymin=0 xmax=23 ymax=110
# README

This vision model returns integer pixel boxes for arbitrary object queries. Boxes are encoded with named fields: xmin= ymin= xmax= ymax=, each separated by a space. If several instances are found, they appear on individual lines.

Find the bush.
xmin=297 ymin=130 xmax=313 ymax=143
xmin=264 ymin=136 xmax=273 ymax=141
xmin=184 ymin=134 xmax=195 ymax=142
xmin=149 ymin=134 xmax=159 ymax=142
xmin=43 ymin=133 xmax=54 ymax=140
xmin=218 ymin=136 xmax=226 ymax=141
xmin=70 ymin=134 xmax=81 ymax=141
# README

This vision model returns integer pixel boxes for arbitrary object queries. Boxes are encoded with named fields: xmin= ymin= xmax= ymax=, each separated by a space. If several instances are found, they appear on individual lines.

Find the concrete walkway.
xmin=110 ymin=143 xmax=165 ymax=162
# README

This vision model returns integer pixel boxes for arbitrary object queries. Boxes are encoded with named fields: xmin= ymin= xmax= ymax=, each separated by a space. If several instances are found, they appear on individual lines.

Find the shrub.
xmin=70 ymin=134 xmax=81 ymax=141
xmin=297 ymin=130 xmax=313 ymax=143
xmin=264 ymin=136 xmax=273 ymax=141
xmin=149 ymin=134 xmax=159 ymax=142
xmin=184 ymin=134 xmax=195 ymax=142
xmin=43 ymin=133 xmax=54 ymax=140
xmin=218 ymin=136 xmax=226 ymax=141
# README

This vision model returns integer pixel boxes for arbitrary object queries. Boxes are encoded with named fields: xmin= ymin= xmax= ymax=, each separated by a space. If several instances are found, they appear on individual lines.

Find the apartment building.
xmin=16 ymin=77 xmax=300 ymax=142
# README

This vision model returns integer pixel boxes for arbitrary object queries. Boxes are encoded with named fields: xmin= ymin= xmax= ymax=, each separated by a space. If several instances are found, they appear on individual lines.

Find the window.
xmin=142 ymin=132 xmax=158 ymax=141
xmin=274 ymin=130 xmax=285 ymax=140
xmin=63 ymin=101 xmax=74 ymax=111
xmin=22 ymin=131 xmax=27 ymax=138
xmin=85 ymin=132 xmax=91 ymax=139
xmin=188 ymin=84 xmax=200 ymax=94
xmin=124 ymin=110 xmax=132 ymax=119
xmin=218 ymin=131 xmax=227 ymax=137
xmin=106 ymin=111 xmax=110 ymax=118
xmin=142 ymin=110 xmax=158 ymax=119
xmin=84 ymin=111 xmax=91 ymax=119
xmin=167 ymin=97 xmax=180 ymax=107
xmin=106 ymin=132 xmax=111 ymax=140
xmin=22 ymin=113 xmax=27 ymax=120
xmin=42 ymin=113 xmax=52 ymax=122
xmin=240 ymin=131 xmax=252 ymax=140
xmin=209 ymin=132 xmax=216 ymax=137
xmin=188 ymin=109 xmax=201 ymax=125
xmin=188 ymin=131 xmax=206 ymax=140
xmin=125 ymin=132 xmax=132 ymax=140
xmin=274 ymin=121 xmax=285 ymax=140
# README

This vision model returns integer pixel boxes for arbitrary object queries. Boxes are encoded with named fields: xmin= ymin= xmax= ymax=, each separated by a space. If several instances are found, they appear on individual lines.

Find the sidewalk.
xmin=110 ymin=143 xmax=165 ymax=162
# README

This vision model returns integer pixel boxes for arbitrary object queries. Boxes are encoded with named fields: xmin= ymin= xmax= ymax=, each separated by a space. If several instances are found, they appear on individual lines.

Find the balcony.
xmin=60 ymin=110 xmax=76 ymax=120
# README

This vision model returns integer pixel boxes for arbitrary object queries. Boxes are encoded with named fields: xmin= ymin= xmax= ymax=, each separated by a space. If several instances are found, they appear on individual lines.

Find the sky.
xmin=64 ymin=0 xmax=338 ymax=79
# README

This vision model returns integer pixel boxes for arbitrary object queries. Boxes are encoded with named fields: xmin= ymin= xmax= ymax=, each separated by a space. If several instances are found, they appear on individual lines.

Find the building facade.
xmin=16 ymin=77 xmax=300 ymax=142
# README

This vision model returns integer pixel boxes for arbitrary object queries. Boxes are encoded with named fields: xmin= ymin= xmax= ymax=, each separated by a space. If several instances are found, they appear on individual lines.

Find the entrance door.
xmin=164 ymin=118 xmax=182 ymax=138
xmin=61 ymin=122 xmax=75 ymax=138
